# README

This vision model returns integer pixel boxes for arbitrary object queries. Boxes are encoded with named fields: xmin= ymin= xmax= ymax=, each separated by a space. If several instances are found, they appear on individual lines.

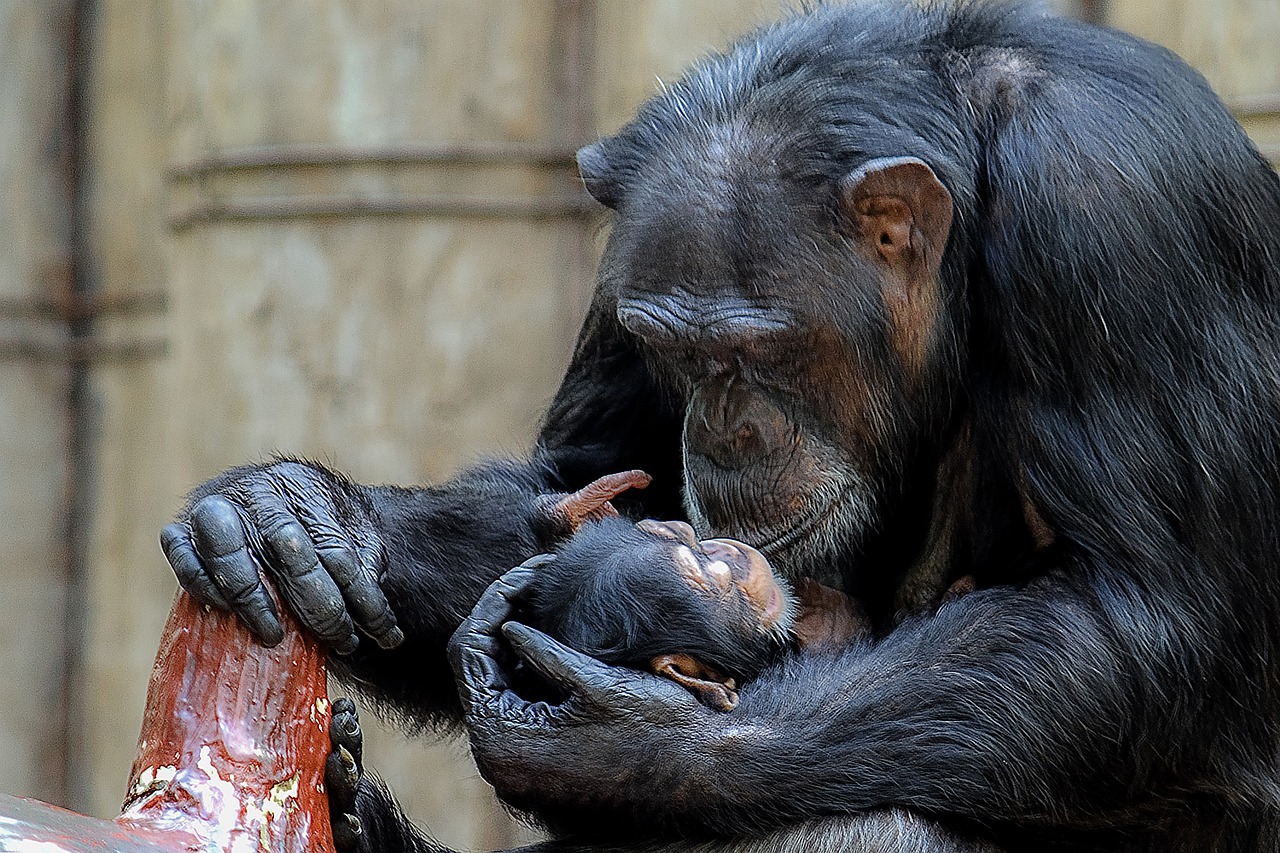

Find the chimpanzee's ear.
xmin=577 ymin=141 xmax=621 ymax=209
xmin=839 ymin=156 xmax=953 ymax=283
xmin=651 ymin=653 xmax=739 ymax=711
xmin=839 ymin=157 xmax=953 ymax=374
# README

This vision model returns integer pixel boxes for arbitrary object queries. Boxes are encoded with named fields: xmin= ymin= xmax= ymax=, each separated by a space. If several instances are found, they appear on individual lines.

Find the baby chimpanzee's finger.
xmin=536 ymin=470 xmax=653 ymax=541
xmin=558 ymin=470 xmax=652 ymax=525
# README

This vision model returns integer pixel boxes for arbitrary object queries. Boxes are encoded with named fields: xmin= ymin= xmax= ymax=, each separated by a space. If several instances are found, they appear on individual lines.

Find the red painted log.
xmin=0 ymin=589 xmax=337 ymax=852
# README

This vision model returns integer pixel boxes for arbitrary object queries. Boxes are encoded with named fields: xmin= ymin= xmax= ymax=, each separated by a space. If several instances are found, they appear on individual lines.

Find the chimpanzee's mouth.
xmin=692 ymin=485 xmax=854 ymax=582
xmin=744 ymin=492 xmax=848 ymax=560
xmin=683 ymin=441 xmax=870 ymax=581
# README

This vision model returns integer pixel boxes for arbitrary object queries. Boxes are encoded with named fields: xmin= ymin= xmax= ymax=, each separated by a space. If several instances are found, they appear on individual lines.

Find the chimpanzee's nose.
xmin=684 ymin=376 xmax=789 ymax=470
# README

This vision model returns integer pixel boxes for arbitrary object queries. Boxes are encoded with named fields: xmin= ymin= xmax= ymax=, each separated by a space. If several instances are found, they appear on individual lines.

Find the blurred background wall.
xmin=0 ymin=0 xmax=1275 ymax=848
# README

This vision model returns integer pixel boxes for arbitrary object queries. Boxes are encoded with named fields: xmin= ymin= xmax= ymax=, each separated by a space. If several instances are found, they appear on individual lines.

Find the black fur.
xmin=170 ymin=3 xmax=1280 ymax=852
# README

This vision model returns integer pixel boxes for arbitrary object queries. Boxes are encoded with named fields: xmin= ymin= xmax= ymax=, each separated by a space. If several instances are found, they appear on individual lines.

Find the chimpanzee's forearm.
xmin=667 ymin=578 xmax=1207 ymax=840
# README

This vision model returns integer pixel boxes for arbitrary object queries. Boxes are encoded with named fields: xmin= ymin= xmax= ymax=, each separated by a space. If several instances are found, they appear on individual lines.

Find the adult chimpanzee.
xmin=160 ymin=1 xmax=1280 ymax=851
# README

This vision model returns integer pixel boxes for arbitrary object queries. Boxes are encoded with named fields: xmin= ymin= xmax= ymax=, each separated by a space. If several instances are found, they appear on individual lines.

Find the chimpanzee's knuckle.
xmin=445 ymin=638 xmax=464 ymax=670
xmin=220 ymin=576 xmax=257 ymax=605
xmin=191 ymin=496 xmax=249 ymax=558
xmin=330 ymin=710 xmax=361 ymax=747
xmin=159 ymin=522 xmax=188 ymax=553
xmin=263 ymin=517 xmax=306 ymax=546
xmin=163 ymin=527 xmax=205 ymax=579
xmin=349 ymin=592 xmax=400 ymax=646
xmin=317 ymin=543 xmax=359 ymax=577
xmin=263 ymin=519 xmax=319 ymax=570
xmin=302 ymin=594 xmax=349 ymax=630
xmin=518 ymin=553 xmax=557 ymax=570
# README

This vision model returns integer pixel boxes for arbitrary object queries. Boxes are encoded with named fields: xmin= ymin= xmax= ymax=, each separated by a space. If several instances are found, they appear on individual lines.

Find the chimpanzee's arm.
xmin=452 ymin=566 xmax=1210 ymax=842
xmin=162 ymin=299 xmax=684 ymax=726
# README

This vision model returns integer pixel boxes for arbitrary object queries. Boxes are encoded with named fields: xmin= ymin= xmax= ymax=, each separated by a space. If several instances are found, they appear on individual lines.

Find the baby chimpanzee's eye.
xmin=703 ymin=559 xmax=733 ymax=588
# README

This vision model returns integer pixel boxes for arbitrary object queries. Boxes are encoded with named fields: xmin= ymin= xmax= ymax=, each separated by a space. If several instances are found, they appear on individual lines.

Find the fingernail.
xmin=335 ymin=633 xmax=360 ymax=655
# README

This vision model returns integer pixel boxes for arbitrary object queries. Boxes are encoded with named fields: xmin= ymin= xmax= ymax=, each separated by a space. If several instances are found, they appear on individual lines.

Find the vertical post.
xmin=0 ymin=588 xmax=338 ymax=850
xmin=551 ymin=0 xmax=601 ymax=339
xmin=53 ymin=0 xmax=99 ymax=813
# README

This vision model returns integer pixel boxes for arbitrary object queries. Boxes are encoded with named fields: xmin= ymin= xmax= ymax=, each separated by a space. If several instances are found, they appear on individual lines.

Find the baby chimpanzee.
xmin=524 ymin=471 xmax=869 ymax=710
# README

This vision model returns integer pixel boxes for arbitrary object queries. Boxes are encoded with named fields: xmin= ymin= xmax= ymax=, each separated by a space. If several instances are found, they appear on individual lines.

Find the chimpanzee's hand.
xmin=326 ymin=698 xmax=365 ymax=853
xmin=448 ymin=557 xmax=710 ymax=823
xmin=160 ymin=460 xmax=402 ymax=653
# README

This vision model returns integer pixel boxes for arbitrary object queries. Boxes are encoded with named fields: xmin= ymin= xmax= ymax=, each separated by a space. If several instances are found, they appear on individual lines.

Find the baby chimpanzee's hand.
xmin=531 ymin=469 xmax=652 ymax=545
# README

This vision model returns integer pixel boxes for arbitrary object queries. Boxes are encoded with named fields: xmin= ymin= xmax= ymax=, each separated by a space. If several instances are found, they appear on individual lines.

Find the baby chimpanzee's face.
xmin=633 ymin=519 xmax=793 ymax=639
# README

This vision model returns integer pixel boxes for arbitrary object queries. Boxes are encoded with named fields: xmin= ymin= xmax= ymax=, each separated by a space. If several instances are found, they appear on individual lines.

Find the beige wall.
xmin=0 ymin=0 xmax=1275 ymax=848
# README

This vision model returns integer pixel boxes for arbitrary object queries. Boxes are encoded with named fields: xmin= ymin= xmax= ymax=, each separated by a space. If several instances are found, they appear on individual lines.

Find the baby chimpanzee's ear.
xmin=651 ymin=653 xmax=739 ymax=711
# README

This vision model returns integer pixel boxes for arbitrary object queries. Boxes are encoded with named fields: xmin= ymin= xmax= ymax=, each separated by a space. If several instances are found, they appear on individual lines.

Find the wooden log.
xmin=0 ymin=589 xmax=337 ymax=852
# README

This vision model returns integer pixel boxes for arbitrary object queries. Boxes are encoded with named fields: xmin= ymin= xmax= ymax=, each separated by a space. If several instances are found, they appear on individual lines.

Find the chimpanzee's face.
xmin=584 ymin=126 xmax=956 ymax=586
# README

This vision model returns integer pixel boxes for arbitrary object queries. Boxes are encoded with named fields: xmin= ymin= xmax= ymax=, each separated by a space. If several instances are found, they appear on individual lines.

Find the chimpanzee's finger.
xmin=500 ymin=622 xmax=621 ymax=701
xmin=330 ymin=813 xmax=363 ymax=853
xmin=326 ymin=745 xmax=361 ymax=809
xmin=316 ymin=540 xmax=403 ymax=651
xmin=503 ymin=622 xmax=699 ymax=719
xmin=289 ymin=496 xmax=403 ymax=651
xmin=460 ymin=559 xmax=548 ymax=638
xmin=189 ymin=495 xmax=284 ymax=645
xmin=260 ymin=516 xmax=358 ymax=654
xmin=448 ymin=559 xmax=550 ymax=702
xmin=161 ymin=523 xmax=229 ymax=610
xmin=325 ymin=697 xmax=364 ymax=853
